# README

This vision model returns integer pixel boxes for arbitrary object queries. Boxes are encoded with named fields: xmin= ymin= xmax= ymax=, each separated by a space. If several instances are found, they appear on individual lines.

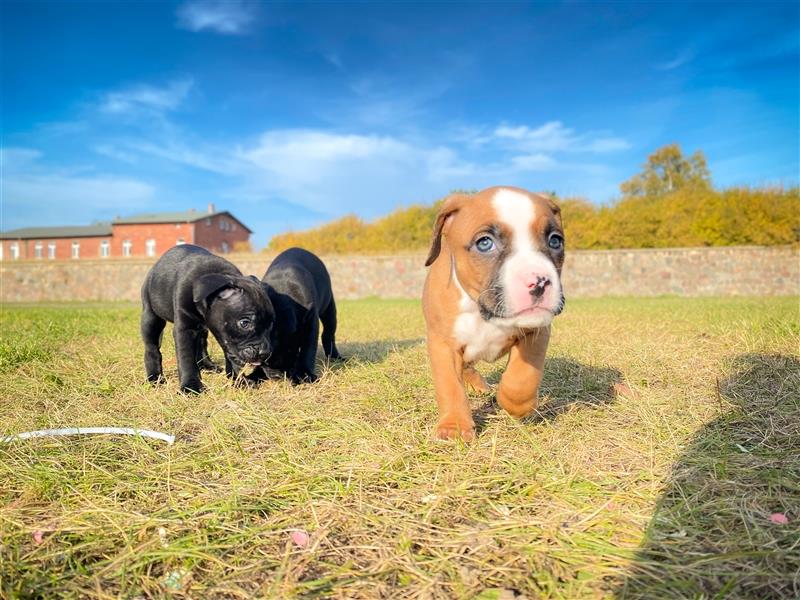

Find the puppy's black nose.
xmin=529 ymin=276 xmax=551 ymax=298
xmin=242 ymin=346 xmax=258 ymax=361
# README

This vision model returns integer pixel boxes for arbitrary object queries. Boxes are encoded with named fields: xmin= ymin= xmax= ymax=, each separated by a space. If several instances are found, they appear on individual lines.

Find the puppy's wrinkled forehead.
xmin=459 ymin=186 xmax=558 ymax=237
xmin=216 ymin=279 xmax=272 ymax=315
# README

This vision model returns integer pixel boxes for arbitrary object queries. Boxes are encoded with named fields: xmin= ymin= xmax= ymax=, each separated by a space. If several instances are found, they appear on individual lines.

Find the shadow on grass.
xmin=617 ymin=353 xmax=800 ymax=599
xmin=473 ymin=357 xmax=623 ymax=432
xmin=331 ymin=338 xmax=425 ymax=366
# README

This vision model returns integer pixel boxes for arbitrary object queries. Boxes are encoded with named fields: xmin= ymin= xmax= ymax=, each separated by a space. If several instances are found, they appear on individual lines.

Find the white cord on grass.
xmin=0 ymin=427 xmax=175 ymax=445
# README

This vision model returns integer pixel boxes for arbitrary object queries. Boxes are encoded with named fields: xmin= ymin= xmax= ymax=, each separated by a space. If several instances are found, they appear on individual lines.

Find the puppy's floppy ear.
xmin=193 ymin=273 xmax=238 ymax=315
xmin=425 ymin=193 xmax=470 ymax=267
xmin=539 ymin=193 xmax=561 ymax=217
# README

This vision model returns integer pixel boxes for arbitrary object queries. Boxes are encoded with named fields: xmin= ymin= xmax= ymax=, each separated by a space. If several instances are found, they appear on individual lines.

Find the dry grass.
xmin=0 ymin=297 xmax=798 ymax=599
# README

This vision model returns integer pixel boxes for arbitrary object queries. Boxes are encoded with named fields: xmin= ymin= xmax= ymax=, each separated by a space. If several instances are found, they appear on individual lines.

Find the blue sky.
xmin=2 ymin=1 xmax=798 ymax=247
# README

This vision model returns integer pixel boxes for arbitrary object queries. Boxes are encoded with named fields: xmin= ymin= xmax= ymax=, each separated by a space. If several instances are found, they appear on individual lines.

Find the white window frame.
xmin=122 ymin=240 xmax=132 ymax=257
xmin=221 ymin=241 xmax=229 ymax=254
xmin=10 ymin=243 xmax=20 ymax=260
xmin=71 ymin=241 xmax=80 ymax=259
xmin=145 ymin=239 xmax=156 ymax=257
xmin=34 ymin=242 xmax=43 ymax=259
xmin=48 ymin=242 xmax=56 ymax=259
xmin=100 ymin=240 xmax=110 ymax=258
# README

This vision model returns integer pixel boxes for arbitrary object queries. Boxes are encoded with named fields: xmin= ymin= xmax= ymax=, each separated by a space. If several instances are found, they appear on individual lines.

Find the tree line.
xmin=267 ymin=144 xmax=799 ymax=254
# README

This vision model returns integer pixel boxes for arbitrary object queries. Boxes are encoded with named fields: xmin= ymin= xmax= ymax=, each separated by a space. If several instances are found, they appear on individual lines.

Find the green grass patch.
xmin=1 ymin=297 xmax=798 ymax=598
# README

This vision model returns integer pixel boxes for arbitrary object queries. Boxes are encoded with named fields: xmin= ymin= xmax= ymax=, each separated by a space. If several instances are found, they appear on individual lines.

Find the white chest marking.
xmin=451 ymin=263 xmax=513 ymax=364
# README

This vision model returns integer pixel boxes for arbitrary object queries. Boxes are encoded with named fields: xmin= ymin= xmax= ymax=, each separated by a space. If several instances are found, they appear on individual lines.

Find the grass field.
xmin=1 ymin=297 xmax=798 ymax=599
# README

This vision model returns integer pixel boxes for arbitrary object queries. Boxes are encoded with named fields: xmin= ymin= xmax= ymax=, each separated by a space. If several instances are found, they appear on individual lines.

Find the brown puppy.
xmin=422 ymin=186 xmax=565 ymax=441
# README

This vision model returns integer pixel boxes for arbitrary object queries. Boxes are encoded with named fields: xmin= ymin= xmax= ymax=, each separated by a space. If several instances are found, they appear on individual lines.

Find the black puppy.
xmin=261 ymin=247 xmax=341 ymax=383
xmin=141 ymin=244 xmax=274 ymax=393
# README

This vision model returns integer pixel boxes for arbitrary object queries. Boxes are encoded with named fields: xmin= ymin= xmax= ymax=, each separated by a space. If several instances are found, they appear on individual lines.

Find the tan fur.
xmin=422 ymin=186 xmax=563 ymax=441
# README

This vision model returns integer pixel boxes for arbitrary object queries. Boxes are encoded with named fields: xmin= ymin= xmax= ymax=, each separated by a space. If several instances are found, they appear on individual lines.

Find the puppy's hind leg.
xmin=293 ymin=315 xmax=320 ymax=383
xmin=320 ymin=299 xmax=342 ymax=360
xmin=141 ymin=306 xmax=167 ymax=384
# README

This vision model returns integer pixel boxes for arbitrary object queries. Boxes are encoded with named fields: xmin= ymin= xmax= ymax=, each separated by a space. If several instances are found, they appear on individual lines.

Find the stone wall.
xmin=1 ymin=246 xmax=797 ymax=303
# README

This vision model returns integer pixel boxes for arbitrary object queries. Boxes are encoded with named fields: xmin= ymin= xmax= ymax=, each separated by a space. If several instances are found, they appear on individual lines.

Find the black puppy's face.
xmin=200 ymin=277 xmax=275 ymax=370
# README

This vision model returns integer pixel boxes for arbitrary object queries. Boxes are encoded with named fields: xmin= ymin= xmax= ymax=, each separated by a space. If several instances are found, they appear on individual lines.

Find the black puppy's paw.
xmin=290 ymin=370 xmax=319 ymax=385
xmin=147 ymin=373 xmax=166 ymax=385
xmin=261 ymin=367 xmax=286 ymax=380
xmin=232 ymin=374 xmax=261 ymax=388
xmin=199 ymin=360 xmax=223 ymax=373
xmin=180 ymin=379 xmax=205 ymax=394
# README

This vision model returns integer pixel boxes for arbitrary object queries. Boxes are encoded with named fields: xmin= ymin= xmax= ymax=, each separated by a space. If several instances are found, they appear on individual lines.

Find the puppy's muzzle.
xmin=240 ymin=341 xmax=272 ymax=366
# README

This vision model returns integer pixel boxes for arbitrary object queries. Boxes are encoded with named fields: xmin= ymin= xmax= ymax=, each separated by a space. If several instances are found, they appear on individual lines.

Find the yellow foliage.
xmin=266 ymin=186 xmax=799 ymax=254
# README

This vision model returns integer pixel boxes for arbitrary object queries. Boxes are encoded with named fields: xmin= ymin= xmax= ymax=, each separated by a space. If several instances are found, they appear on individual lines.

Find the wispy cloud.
xmin=100 ymin=79 xmax=193 ymax=114
xmin=175 ymin=0 xmax=257 ymax=35
xmin=493 ymin=121 xmax=630 ymax=154
xmin=656 ymin=48 xmax=695 ymax=71
xmin=509 ymin=153 xmax=558 ymax=171
xmin=1 ymin=147 xmax=155 ymax=229
xmin=115 ymin=117 xmax=628 ymax=217
xmin=93 ymin=144 xmax=138 ymax=164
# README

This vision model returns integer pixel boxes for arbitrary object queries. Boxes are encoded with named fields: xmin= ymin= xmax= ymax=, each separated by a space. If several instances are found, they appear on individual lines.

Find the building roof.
xmin=1 ymin=208 xmax=253 ymax=239
xmin=0 ymin=224 xmax=112 ymax=240
xmin=112 ymin=210 xmax=252 ymax=232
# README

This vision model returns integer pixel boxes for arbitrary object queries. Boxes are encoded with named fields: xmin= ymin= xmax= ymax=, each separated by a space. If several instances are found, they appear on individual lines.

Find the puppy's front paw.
xmin=289 ymin=370 xmax=318 ymax=385
xmin=147 ymin=373 xmax=166 ymax=385
xmin=435 ymin=419 xmax=476 ymax=442
xmin=496 ymin=387 xmax=537 ymax=418
xmin=180 ymin=379 xmax=205 ymax=394
xmin=233 ymin=373 xmax=261 ymax=387
xmin=463 ymin=368 xmax=492 ymax=393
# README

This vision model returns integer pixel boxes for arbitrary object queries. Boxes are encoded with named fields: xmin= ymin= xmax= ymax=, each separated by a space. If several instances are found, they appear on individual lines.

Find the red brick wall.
xmin=1 ymin=237 xmax=112 ymax=261
xmin=110 ymin=223 xmax=194 ymax=258
xmin=192 ymin=213 xmax=250 ymax=254
xmin=1 ymin=215 xmax=251 ymax=261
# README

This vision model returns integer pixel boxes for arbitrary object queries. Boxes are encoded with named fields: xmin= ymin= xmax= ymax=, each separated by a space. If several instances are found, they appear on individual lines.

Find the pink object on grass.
xmin=291 ymin=529 xmax=310 ymax=547
xmin=770 ymin=513 xmax=789 ymax=525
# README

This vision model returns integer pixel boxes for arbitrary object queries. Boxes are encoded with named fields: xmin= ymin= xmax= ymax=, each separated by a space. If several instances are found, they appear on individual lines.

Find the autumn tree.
xmin=621 ymin=143 xmax=711 ymax=198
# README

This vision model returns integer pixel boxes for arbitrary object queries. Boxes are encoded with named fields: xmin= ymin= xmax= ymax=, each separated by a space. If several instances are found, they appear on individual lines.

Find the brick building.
xmin=0 ymin=205 xmax=251 ymax=261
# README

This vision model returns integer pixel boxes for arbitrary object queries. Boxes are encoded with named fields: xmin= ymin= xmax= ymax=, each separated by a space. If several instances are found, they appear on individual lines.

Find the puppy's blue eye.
xmin=548 ymin=234 xmax=564 ymax=250
xmin=475 ymin=236 xmax=495 ymax=253
xmin=238 ymin=318 xmax=253 ymax=330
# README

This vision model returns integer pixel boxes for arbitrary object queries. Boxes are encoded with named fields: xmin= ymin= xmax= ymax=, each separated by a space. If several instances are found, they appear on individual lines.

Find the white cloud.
xmin=239 ymin=130 xmax=413 ymax=172
xmin=234 ymin=130 xmax=423 ymax=211
xmin=93 ymin=144 xmax=138 ymax=164
xmin=1 ymin=147 xmax=155 ymax=228
xmin=176 ymin=0 xmax=256 ymax=35
xmin=509 ymin=153 xmax=558 ymax=171
xmin=119 ymin=122 xmax=625 ymax=217
xmin=1 ymin=147 xmax=43 ymax=170
xmin=126 ymin=139 xmax=241 ymax=175
xmin=493 ymin=120 xmax=630 ymax=154
xmin=101 ymin=79 xmax=193 ymax=114
xmin=656 ymin=49 xmax=695 ymax=71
